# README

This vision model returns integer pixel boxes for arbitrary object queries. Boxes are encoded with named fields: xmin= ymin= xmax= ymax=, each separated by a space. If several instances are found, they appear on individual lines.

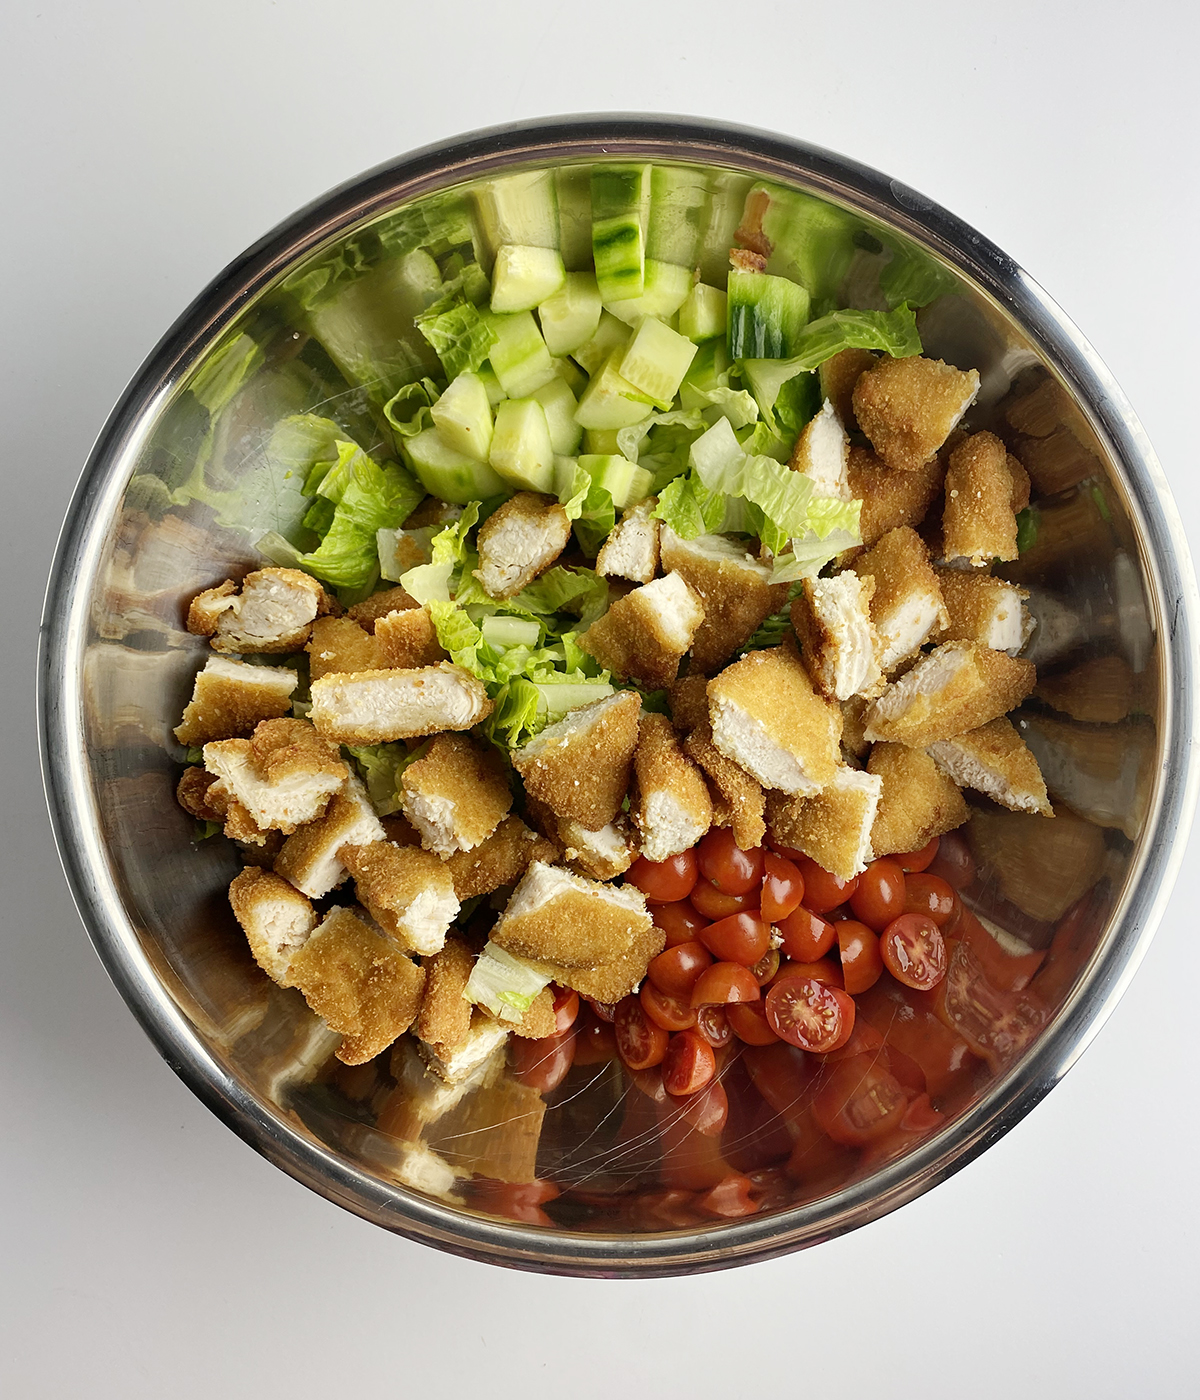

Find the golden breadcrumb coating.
xmin=186 ymin=579 xmax=237 ymax=635
xmin=441 ymin=815 xmax=558 ymax=899
xmin=512 ymin=690 xmax=642 ymax=829
xmin=867 ymin=743 xmax=970 ymax=857
xmin=1007 ymin=453 xmax=1032 ymax=513
xmin=272 ymin=773 xmax=384 ymax=898
xmin=340 ymin=841 xmax=459 ymax=955
xmin=510 ymin=986 xmax=557 ymax=1040
xmin=934 ymin=568 xmax=1031 ymax=652
xmin=819 ymin=347 xmax=879 ymax=428
xmin=204 ymin=718 xmax=347 ymax=834
xmin=176 ymin=765 xmax=224 ymax=821
xmin=667 ymin=674 xmax=711 ymax=733
xmin=187 ymin=568 xmax=333 ymax=653
xmin=967 ymin=806 xmax=1107 ymax=924
xmin=530 ymin=922 xmax=666 ymax=1004
xmin=580 ymin=571 xmax=705 ymax=687
xmin=473 ymin=491 xmax=572 ymax=599
xmin=401 ymin=732 xmax=513 ymax=856
xmin=249 ymin=717 xmax=345 ymax=784
xmin=374 ymin=606 xmax=448 ymax=669
xmin=851 ymin=355 xmax=980 ymax=473
xmin=840 ymin=695 xmax=871 ymax=760
xmin=632 ymin=713 xmax=714 ymax=862
xmin=683 ymin=722 xmax=766 ymax=850
xmin=943 ymin=431 xmax=1019 ymax=565
xmin=525 ymin=800 xmax=638 ymax=881
xmin=228 ymin=867 xmax=317 ymax=988
xmin=347 ymin=585 xmax=418 ymax=632
xmin=415 ymin=935 xmax=475 ymax=1049
xmin=174 ymin=655 xmax=298 ymax=746
xmin=765 ymin=766 xmax=881 ymax=880
xmin=927 ymin=717 xmax=1052 ymax=817
xmin=852 ymin=526 xmax=948 ymax=670
xmin=288 ymin=906 xmax=426 ymax=1065
xmin=491 ymin=861 xmax=652 ymax=969
xmin=863 ymin=642 xmax=1036 ymax=747
xmin=222 ymin=801 xmax=269 ymax=845
xmin=233 ymin=831 xmax=285 ymax=869
xmin=1034 ymin=655 xmax=1147 ymax=725
xmin=306 ymin=616 xmax=386 ymax=681
xmin=309 ymin=664 xmax=494 ymax=744
xmin=847 ymin=445 xmax=945 ymax=549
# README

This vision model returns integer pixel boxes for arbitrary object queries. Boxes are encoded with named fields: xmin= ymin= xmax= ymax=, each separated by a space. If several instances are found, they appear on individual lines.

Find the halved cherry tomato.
xmin=698 ymin=911 xmax=772 ymax=966
xmin=651 ymin=899 xmax=709 ymax=947
xmin=694 ymin=1004 xmax=733 ymax=1049
xmin=551 ymin=985 xmax=579 ymax=1033
xmin=926 ymin=829 xmax=975 ymax=890
xmin=750 ymin=947 xmax=781 ymax=986
xmin=615 ymin=995 xmax=670 ymax=1071
xmin=632 ymin=1188 xmax=700 ymax=1230
xmin=774 ymin=956 xmax=844 ymax=989
xmin=881 ymin=1041 xmax=927 ymax=1097
xmin=761 ymin=852 xmax=805 ymax=922
xmin=640 ymin=981 xmax=697 ymax=1032
xmin=663 ymin=1029 xmax=717 ymax=1096
xmin=626 ymin=848 xmax=698 ymax=903
xmin=894 ymin=836 xmax=940 ymax=873
xmin=727 ymin=999 xmax=780 ymax=1046
xmin=572 ymin=1015 xmax=619 ymax=1064
xmin=765 ymin=974 xmax=855 ymax=1053
xmin=583 ymin=997 xmax=619 ymax=1023
xmin=696 ymin=1173 xmax=759 ymax=1218
xmin=881 ymin=913 xmax=947 ymax=990
xmin=630 ymin=1064 xmax=668 ymax=1104
xmin=1031 ymin=886 xmax=1110 ymax=1006
xmin=776 ymin=905 xmax=837 ymax=962
xmin=812 ymin=1053 xmax=907 ymax=1146
xmin=691 ymin=961 xmax=761 ymax=1006
xmin=903 ymin=872 xmax=958 ymax=927
xmin=689 ymin=880 xmax=760 ymax=921
xmin=837 ymin=919 xmax=885 ymax=994
xmin=656 ymin=1098 xmax=736 ymax=1189
xmin=849 ymin=858 xmax=907 ymax=931
xmin=647 ymin=941 xmax=712 ymax=998
xmin=796 ymin=857 xmax=859 ymax=912
xmin=509 ymin=1026 xmax=576 ymax=1093
xmin=675 ymin=1077 xmax=729 ymax=1135
xmin=697 ymin=828 xmax=765 ymax=894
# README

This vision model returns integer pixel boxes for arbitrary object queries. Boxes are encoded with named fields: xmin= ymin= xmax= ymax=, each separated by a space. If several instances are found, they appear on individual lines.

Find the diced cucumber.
xmin=536 ymin=681 xmax=615 ymax=716
xmin=554 ymin=166 xmax=594 ymax=271
xmin=578 ymin=455 xmax=654 ymax=510
xmin=583 ymin=428 xmax=621 ymax=454
xmin=490 ymin=245 xmax=567 ymax=314
xmin=679 ymin=337 xmax=731 ymax=410
xmin=553 ymin=454 xmax=580 ymax=498
xmin=678 ymin=283 xmax=727 ymax=342
xmin=475 ymin=170 xmax=559 ymax=263
xmin=573 ymin=349 xmax=656 ymax=431
xmin=403 ymin=428 xmax=509 ymax=505
xmin=477 ymin=365 xmax=506 ymax=406
xmin=538 ymin=270 xmax=603 ymax=356
xmin=604 ymin=259 xmax=695 ymax=327
xmin=397 ymin=248 xmax=444 ymax=300
xmin=571 ymin=309 xmax=632 ymax=376
xmin=532 ymin=376 xmax=583 ymax=456
xmin=591 ymin=164 xmax=651 ymax=303
xmin=646 ymin=164 xmax=710 ymax=267
xmin=619 ymin=317 xmax=698 ymax=407
xmin=430 ymin=371 xmax=494 ymax=462
xmin=551 ymin=356 xmax=587 ymax=396
xmin=727 ymin=269 xmax=811 ymax=359
xmin=489 ymin=398 xmax=556 ymax=492
xmin=482 ymin=615 xmax=542 ymax=649
xmin=486 ymin=311 xmax=557 ymax=398
xmin=696 ymin=171 xmax=755 ymax=288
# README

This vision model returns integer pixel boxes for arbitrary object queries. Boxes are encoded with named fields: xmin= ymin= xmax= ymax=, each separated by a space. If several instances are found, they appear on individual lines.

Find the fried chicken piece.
xmin=765 ymin=766 xmax=882 ymax=880
xmin=708 ymin=645 xmax=842 ymax=795
xmin=176 ymin=765 xmax=225 ymax=821
xmin=473 ymin=492 xmax=572 ymax=599
xmin=1033 ymin=655 xmax=1146 ymax=724
xmin=1007 ymin=453 xmax=1032 ymax=513
xmin=373 ymin=605 xmax=448 ymax=670
xmin=187 ymin=567 xmax=333 ymax=653
xmin=853 ymin=527 xmax=948 ymax=671
xmin=288 ymin=905 xmax=426 ymax=1065
xmin=273 ymin=771 xmax=386 ymax=898
xmin=863 ymin=642 xmax=1036 ymax=747
xmin=228 ymin=867 xmax=317 ymax=987
xmin=790 ymin=571 xmax=883 ymax=701
xmin=631 ymin=713 xmax=714 ymax=863
xmin=415 ymin=935 xmax=475 ymax=1049
xmin=309 ymin=664 xmax=493 ymax=744
xmin=934 ymin=568 xmax=1033 ymax=655
xmin=579 ymin=570 xmax=705 ymax=688
xmin=847 ymin=445 xmax=945 ymax=549
xmin=596 ymin=498 xmax=661 ymax=585
xmin=340 ymin=841 xmax=459 ymax=956
xmin=399 ymin=732 xmax=512 ymax=857
xmin=851 ymin=355 xmax=980 ymax=473
xmin=667 ymin=674 xmax=711 ymax=733
xmin=490 ymin=861 xmax=652 ymax=969
xmin=942 ymin=431 xmax=1019 ymax=566
xmin=306 ymin=616 xmax=387 ymax=682
xmin=417 ymin=1012 xmax=511 ymax=1086
xmin=510 ymin=987 xmax=557 ymax=1040
xmin=867 ymin=744 xmax=970 ymax=857
xmin=819 ymin=348 xmax=879 ymax=430
xmin=683 ymin=722 xmax=766 ymax=851
xmin=441 ymin=815 xmax=558 ymax=899
xmin=840 ymin=695 xmax=871 ymax=760
xmin=529 ymin=922 xmax=666 ymax=1004
xmin=204 ymin=717 xmax=347 ymax=834
xmin=511 ymin=690 xmax=641 ymax=829
xmin=346 ymin=585 xmax=418 ymax=632
xmin=174 ymin=654 xmax=298 ymax=746
xmin=927 ymin=717 xmax=1052 ymax=817
xmin=789 ymin=400 xmax=851 ymax=500
xmin=967 ymin=806 xmax=1107 ymax=924
xmin=527 ymin=801 xmax=638 ymax=881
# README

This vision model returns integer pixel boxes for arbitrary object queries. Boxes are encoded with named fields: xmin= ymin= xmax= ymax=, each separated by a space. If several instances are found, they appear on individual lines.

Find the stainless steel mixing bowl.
xmin=38 ymin=115 xmax=1199 ymax=1275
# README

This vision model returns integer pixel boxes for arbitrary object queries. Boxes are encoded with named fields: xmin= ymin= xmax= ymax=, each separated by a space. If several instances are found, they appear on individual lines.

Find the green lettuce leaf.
xmin=879 ymin=238 xmax=959 ymax=309
xmin=345 ymin=741 xmax=430 ymax=815
xmin=400 ymin=501 xmax=479 ymax=604
xmin=383 ymin=377 xmax=442 ymax=438
xmin=558 ymin=462 xmax=616 ymax=558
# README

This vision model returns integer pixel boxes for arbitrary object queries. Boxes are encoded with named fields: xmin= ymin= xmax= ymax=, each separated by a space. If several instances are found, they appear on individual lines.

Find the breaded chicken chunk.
xmin=867 ymin=743 xmax=970 ymax=857
xmin=400 ymin=732 xmax=512 ymax=857
xmin=667 ymin=674 xmax=711 ymax=733
xmin=174 ymin=654 xmax=298 ymax=746
xmin=840 ymin=695 xmax=871 ymax=760
xmin=527 ymin=800 xmax=638 ymax=881
xmin=511 ymin=690 xmax=641 ymax=829
xmin=819 ymin=347 xmax=879 ymax=427
xmin=1007 ymin=453 xmax=1032 ymax=513
xmin=927 ymin=717 xmax=1052 ymax=816
xmin=306 ymin=616 xmax=386 ymax=682
xmin=765 ymin=766 xmax=882 ymax=880
xmin=417 ymin=1012 xmax=511 ymax=1086
xmin=442 ymin=815 xmax=558 ymax=898
xmin=1011 ymin=426 xmax=1100 ymax=497
xmin=631 ymin=713 xmax=714 ymax=863
xmin=853 ymin=527 xmax=948 ymax=671
xmin=790 ymin=571 xmax=883 ymax=701
xmin=288 ymin=905 xmax=426 ymax=1065
xmin=204 ymin=717 xmax=347 ymax=833
xmin=510 ymin=987 xmax=557 ymax=1041
xmin=187 ymin=567 xmax=333 ymax=653
xmin=789 ymin=400 xmax=851 ymax=500
xmin=596 ymin=498 xmax=661 ymax=584
xmin=683 ymin=722 xmax=767 ymax=851
xmin=708 ymin=646 xmax=842 ymax=795
xmin=658 ymin=529 xmax=786 ymax=673
xmin=851 ymin=355 xmax=980 ymax=473
xmin=934 ymin=568 xmax=1033 ymax=655
xmin=228 ymin=867 xmax=317 ymax=987
xmin=528 ymin=922 xmax=666 ymax=1004
xmin=176 ymin=764 xmax=225 ymax=821
xmin=415 ymin=935 xmax=475 ymax=1050
xmin=847 ymin=445 xmax=945 ymax=550
xmin=942 ymin=431 xmax=1019 ymax=565
xmin=580 ymin=570 xmax=705 ymax=688
xmin=340 ymin=841 xmax=460 ymax=956
xmin=374 ymin=606 xmax=448 ymax=669
xmin=473 ymin=492 xmax=571 ymax=599
xmin=863 ymin=642 xmax=1036 ymax=748
xmin=274 ymin=771 xmax=386 ymax=898
xmin=347 ymin=585 xmax=418 ymax=632
xmin=310 ymin=664 xmax=493 ymax=744
xmin=490 ymin=861 xmax=652 ymax=969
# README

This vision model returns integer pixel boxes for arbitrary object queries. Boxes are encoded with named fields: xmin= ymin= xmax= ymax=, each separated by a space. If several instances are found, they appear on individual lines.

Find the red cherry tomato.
xmin=651 ymin=899 xmax=709 ymax=947
xmin=774 ymin=956 xmax=844 ymax=989
xmin=676 ymin=1077 xmax=730 ymax=1135
xmin=932 ymin=939 xmax=1047 ymax=1072
xmin=690 ymin=880 xmax=760 ymax=920
xmin=727 ymin=999 xmax=780 ymax=1046
xmin=572 ymin=1015 xmax=619 ymax=1064
xmin=640 ymin=981 xmax=697 ymax=1032
xmin=894 ymin=837 xmax=940 ymax=873
xmin=663 ymin=1029 xmax=717 ymax=1096
xmin=903 ymin=872 xmax=958 ymax=927
xmin=849 ymin=858 xmax=907 ymax=932
xmin=696 ymin=1173 xmax=759 ymax=1218
xmin=750 ymin=947 xmax=781 ymax=986
xmin=836 ymin=919 xmax=885 ymax=995
xmin=776 ymin=905 xmax=837 ymax=962
xmin=698 ymin=911 xmax=772 ymax=966
xmin=926 ymin=829 xmax=975 ymax=890
xmin=509 ymin=1026 xmax=576 ymax=1093
xmin=647 ymin=941 xmax=713 ymax=998
xmin=955 ymin=906 xmax=1044 ymax=992
xmin=761 ymin=852 xmax=804 ymax=921
xmin=551 ymin=985 xmax=579 ymax=1033
xmin=697 ymin=828 xmax=765 ymax=894
xmin=765 ymin=974 xmax=855 ymax=1053
xmin=694 ymin=1004 xmax=733 ymax=1049
xmin=812 ymin=1054 xmax=907 ymax=1146
xmin=796 ymin=857 xmax=859 ymax=912
xmin=615 ymin=995 xmax=671 ymax=1070
xmin=626 ymin=848 xmax=698 ymax=903
xmin=691 ymin=961 xmax=761 ymax=1006
xmin=881 ymin=913 xmax=948 ymax=990
xmin=583 ymin=997 xmax=619 ymax=1023
xmin=630 ymin=1064 xmax=668 ymax=1104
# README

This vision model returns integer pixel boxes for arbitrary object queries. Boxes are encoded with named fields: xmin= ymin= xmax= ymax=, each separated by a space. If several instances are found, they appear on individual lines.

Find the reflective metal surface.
xmin=39 ymin=115 xmax=1199 ymax=1274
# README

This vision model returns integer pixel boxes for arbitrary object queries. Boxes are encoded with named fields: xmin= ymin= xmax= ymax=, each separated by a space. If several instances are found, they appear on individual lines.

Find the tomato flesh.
xmin=651 ymin=899 xmax=709 ymax=947
xmin=895 ymin=837 xmax=940 ymax=873
xmin=796 ymin=858 xmax=858 ymax=912
xmin=850 ymin=858 xmax=907 ymax=931
xmin=626 ymin=849 xmax=698 ymax=903
xmin=776 ymin=905 xmax=836 ymax=962
xmin=926 ymin=830 xmax=976 ymax=891
xmin=640 ymin=981 xmax=698 ymax=1032
xmin=697 ymin=828 xmax=765 ymax=894
xmin=836 ymin=919 xmax=885 ymax=994
xmin=647 ymin=941 xmax=712 ymax=998
xmin=694 ymin=1004 xmax=733 ymax=1049
xmin=662 ymin=1029 xmax=717 ymax=1096
xmin=765 ymin=974 xmax=855 ymax=1053
xmin=690 ymin=879 xmax=760 ymax=921
xmin=615 ymin=996 xmax=670 ymax=1071
xmin=727 ymin=999 xmax=780 ymax=1046
xmin=696 ymin=1173 xmax=759 ymax=1218
xmin=881 ymin=913 xmax=948 ymax=991
xmin=903 ymin=872 xmax=958 ymax=927
xmin=812 ymin=1054 xmax=907 ymax=1146
xmin=509 ymin=1026 xmax=576 ymax=1093
xmin=551 ymin=985 xmax=580 ymax=1033
xmin=676 ymin=1077 xmax=729 ymax=1135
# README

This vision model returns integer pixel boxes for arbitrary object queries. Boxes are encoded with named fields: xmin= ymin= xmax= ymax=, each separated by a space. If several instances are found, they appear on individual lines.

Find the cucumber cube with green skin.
xmin=532 ymin=376 xmax=583 ymax=456
xmin=583 ymin=428 xmax=621 ymax=454
xmin=404 ymin=427 xmax=509 ymax=504
xmin=476 ymin=170 xmax=559 ymax=259
xmin=619 ymin=317 xmax=699 ymax=408
xmin=573 ymin=349 xmax=656 ymax=431
xmin=477 ymin=365 xmax=506 ymax=406
xmin=487 ymin=311 xmax=557 ymax=398
xmin=571 ymin=310 xmax=631 ymax=376
xmin=678 ymin=283 xmax=728 ymax=343
xmin=591 ymin=164 xmax=651 ymax=303
xmin=430 ymin=371 xmax=494 ymax=462
xmin=577 ymin=455 xmax=653 ymax=510
xmin=482 ymin=614 xmax=543 ymax=649
xmin=538 ymin=270 xmax=602 ymax=356
xmin=491 ymin=245 xmax=567 ymax=314
xmin=727 ymin=269 xmax=811 ymax=359
xmin=489 ymin=398 xmax=556 ymax=492
xmin=605 ymin=260 xmax=695 ymax=327
xmin=551 ymin=356 xmax=587 ymax=396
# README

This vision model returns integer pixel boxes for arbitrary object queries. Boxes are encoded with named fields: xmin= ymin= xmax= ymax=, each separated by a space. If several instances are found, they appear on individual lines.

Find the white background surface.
xmin=3 ymin=3 xmax=1198 ymax=1395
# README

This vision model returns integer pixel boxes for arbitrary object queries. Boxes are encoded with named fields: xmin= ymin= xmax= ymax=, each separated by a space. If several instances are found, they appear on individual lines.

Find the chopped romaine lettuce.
xmin=464 ymin=943 xmax=553 ymax=1021
xmin=345 ymin=740 xmax=430 ymax=815
xmin=400 ymin=501 xmax=481 ymax=604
